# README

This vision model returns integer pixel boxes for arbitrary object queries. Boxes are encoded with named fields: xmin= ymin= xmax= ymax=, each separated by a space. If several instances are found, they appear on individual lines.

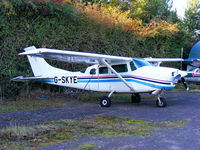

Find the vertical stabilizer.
xmin=24 ymin=46 xmax=70 ymax=76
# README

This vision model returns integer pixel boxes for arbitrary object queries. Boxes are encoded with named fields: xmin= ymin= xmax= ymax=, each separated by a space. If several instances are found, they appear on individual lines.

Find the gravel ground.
xmin=0 ymin=92 xmax=200 ymax=150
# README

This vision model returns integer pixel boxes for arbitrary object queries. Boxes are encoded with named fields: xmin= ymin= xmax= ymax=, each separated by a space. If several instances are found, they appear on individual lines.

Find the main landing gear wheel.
xmin=131 ymin=93 xmax=141 ymax=103
xmin=100 ymin=96 xmax=111 ymax=107
xmin=156 ymin=97 xmax=167 ymax=107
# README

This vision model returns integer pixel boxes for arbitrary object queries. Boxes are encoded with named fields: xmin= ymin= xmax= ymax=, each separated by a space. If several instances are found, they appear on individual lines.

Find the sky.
xmin=172 ymin=0 xmax=189 ymax=18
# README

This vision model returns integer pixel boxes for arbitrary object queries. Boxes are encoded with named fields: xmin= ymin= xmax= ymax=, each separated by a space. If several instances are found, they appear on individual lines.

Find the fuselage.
xmin=40 ymin=59 xmax=187 ymax=93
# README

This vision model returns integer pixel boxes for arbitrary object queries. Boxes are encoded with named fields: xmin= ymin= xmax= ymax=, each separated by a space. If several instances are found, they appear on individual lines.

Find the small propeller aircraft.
xmin=12 ymin=46 xmax=188 ymax=108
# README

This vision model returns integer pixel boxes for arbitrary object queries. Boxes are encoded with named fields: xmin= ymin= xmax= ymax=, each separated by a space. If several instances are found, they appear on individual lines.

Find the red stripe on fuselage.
xmin=78 ymin=74 xmax=171 ymax=83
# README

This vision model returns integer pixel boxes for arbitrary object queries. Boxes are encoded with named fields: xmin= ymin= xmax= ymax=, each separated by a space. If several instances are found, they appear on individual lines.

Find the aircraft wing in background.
xmin=145 ymin=57 xmax=200 ymax=67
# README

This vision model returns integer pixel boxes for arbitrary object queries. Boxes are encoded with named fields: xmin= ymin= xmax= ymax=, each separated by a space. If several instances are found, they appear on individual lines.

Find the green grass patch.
xmin=0 ymin=98 xmax=73 ymax=114
xmin=0 ymin=115 xmax=188 ymax=149
xmin=74 ymin=143 xmax=96 ymax=150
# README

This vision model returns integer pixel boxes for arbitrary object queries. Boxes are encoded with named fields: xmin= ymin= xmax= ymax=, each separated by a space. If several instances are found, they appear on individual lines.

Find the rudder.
xmin=24 ymin=46 xmax=69 ymax=77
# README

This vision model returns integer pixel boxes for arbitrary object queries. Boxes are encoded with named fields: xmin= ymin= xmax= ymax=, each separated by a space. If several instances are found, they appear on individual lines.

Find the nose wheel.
xmin=156 ymin=97 xmax=167 ymax=107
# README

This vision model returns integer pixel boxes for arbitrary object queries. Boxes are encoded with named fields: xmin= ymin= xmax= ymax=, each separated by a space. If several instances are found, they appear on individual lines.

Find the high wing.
xmin=144 ymin=58 xmax=184 ymax=66
xmin=19 ymin=46 xmax=132 ymax=64
xmin=11 ymin=76 xmax=53 ymax=82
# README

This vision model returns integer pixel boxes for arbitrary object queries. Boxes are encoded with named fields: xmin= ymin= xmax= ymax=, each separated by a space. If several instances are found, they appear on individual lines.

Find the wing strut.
xmin=100 ymin=59 xmax=135 ymax=92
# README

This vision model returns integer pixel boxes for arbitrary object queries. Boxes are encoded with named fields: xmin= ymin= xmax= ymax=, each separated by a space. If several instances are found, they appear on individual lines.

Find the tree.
xmin=184 ymin=0 xmax=200 ymax=33
xmin=108 ymin=0 xmax=179 ymax=23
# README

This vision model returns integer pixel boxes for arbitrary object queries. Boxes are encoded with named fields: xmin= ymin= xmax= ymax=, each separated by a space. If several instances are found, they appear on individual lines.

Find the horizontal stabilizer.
xmin=11 ymin=76 xmax=53 ymax=82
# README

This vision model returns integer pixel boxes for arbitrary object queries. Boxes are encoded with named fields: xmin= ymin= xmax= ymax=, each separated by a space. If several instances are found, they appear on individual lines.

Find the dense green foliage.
xmin=120 ymin=0 xmax=177 ymax=22
xmin=84 ymin=0 xmax=180 ymax=23
xmin=0 ymin=0 xmax=193 ymax=99
xmin=180 ymin=0 xmax=200 ymax=58
xmin=184 ymin=0 xmax=200 ymax=33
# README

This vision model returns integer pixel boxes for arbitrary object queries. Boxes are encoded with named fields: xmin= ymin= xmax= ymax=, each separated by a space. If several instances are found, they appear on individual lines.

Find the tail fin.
xmin=24 ymin=46 xmax=70 ymax=76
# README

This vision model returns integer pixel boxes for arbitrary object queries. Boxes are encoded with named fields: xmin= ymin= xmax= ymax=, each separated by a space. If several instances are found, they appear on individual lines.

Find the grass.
xmin=74 ymin=143 xmax=96 ymax=150
xmin=0 ymin=115 xmax=188 ymax=149
xmin=0 ymin=97 xmax=73 ymax=114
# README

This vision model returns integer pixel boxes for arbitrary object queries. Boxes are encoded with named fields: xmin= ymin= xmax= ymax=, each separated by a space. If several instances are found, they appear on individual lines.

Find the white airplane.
xmin=12 ymin=46 xmax=188 ymax=108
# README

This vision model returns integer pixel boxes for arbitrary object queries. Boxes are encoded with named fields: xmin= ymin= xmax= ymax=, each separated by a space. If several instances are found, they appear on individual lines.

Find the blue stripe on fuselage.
xmin=79 ymin=76 xmax=171 ymax=85
xmin=37 ymin=78 xmax=174 ymax=91
xmin=77 ymin=78 xmax=174 ymax=91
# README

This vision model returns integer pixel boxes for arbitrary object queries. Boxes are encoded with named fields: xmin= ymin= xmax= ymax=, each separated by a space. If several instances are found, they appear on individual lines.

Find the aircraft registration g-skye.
xmin=12 ymin=46 xmax=188 ymax=108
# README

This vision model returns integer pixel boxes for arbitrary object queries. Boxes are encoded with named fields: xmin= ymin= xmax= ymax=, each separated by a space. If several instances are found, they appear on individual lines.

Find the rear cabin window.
xmin=80 ymin=68 xmax=86 ymax=73
xmin=99 ymin=67 xmax=108 ymax=74
xmin=112 ymin=64 xmax=128 ymax=73
xmin=90 ymin=68 xmax=96 ymax=75
xmin=130 ymin=61 xmax=137 ymax=71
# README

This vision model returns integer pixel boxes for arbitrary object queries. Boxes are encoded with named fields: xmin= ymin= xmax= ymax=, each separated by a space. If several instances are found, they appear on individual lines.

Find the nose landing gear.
xmin=152 ymin=89 xmax=167 ymax=107
xmin=156 ymin=97 xmax=167 ymax=107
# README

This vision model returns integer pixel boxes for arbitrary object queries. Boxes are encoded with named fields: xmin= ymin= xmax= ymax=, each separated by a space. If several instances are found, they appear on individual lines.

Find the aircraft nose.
xmin=172 ymin=70 xmax=187 ymax=84
xmin=171 ymin=70 xmax=187 ymax=78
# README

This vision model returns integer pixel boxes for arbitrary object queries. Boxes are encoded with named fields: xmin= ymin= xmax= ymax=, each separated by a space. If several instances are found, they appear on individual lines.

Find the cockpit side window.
xmin=112 ymin=64 xmax=128 ymax=73
xmin=99 ymin=67 xmax=108 ymax=74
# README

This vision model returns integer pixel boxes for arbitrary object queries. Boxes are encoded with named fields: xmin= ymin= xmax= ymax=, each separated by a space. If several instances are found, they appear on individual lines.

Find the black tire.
xmin=131 ymin=93 xmax=141 ymax=103
xmin=156 ymin=97 xmax=167 ymax=107
xmin=100 ymin=96 xmax=111 ymax=107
